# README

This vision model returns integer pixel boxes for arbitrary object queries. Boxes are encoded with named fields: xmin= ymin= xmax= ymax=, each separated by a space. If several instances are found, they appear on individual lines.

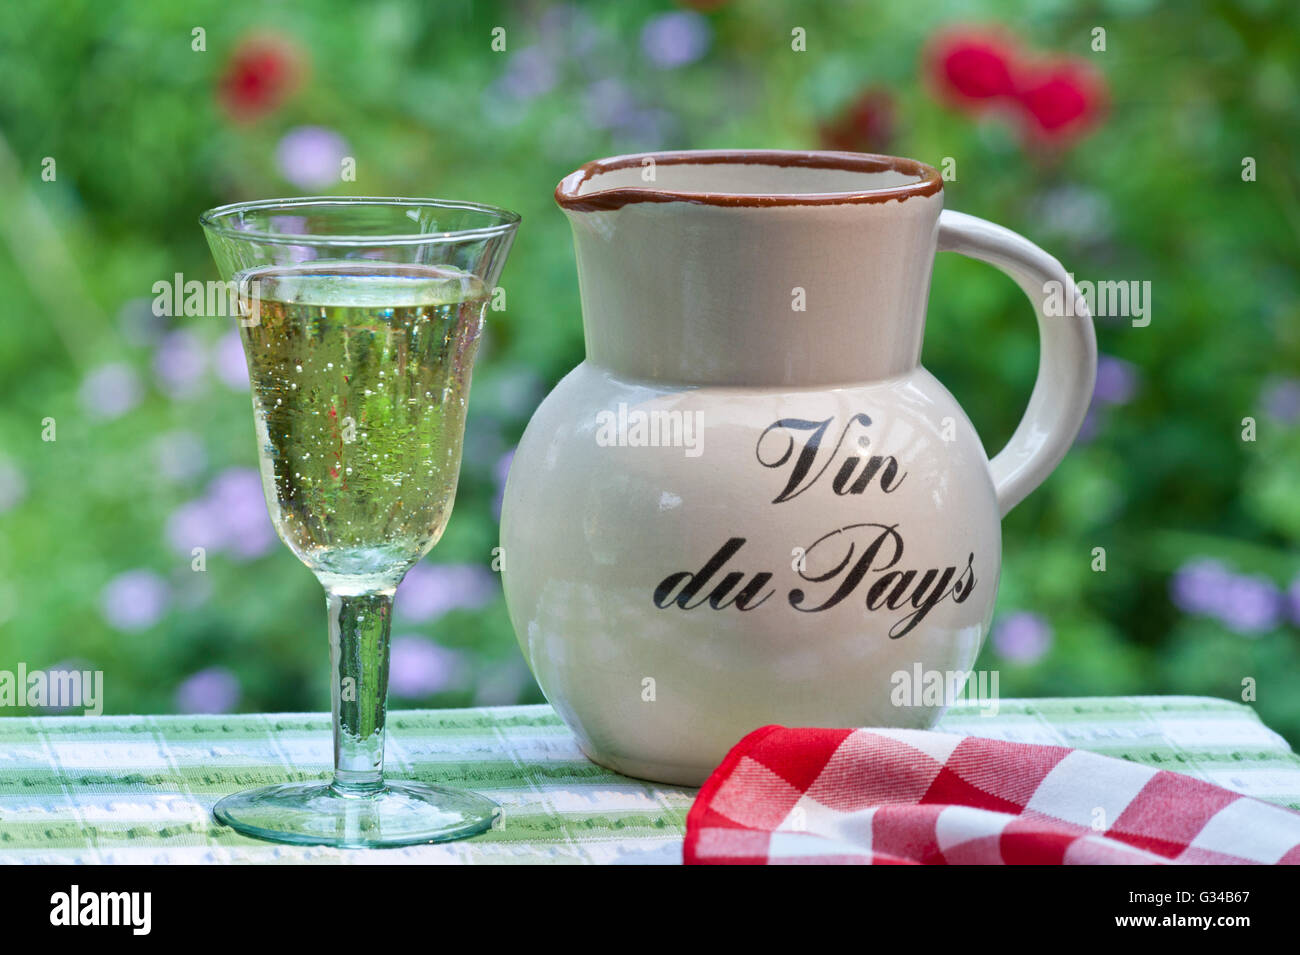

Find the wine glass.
xmin=200 ymin=197 xmax=518 ymax=847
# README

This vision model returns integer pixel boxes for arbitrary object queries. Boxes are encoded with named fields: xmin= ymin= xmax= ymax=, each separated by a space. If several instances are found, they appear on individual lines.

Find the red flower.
xmin=819 ymin=88 xmax=895 ymax=154
xmin=925 ymin=25 xmax=1107 ymax=150
xmin=218 ymin=34 xmax=305 ymax=122
xmin=1014 ymin=59 xmax=1107 ymax=144
xmin=927 ymin=29 xmax=1017 ymax=108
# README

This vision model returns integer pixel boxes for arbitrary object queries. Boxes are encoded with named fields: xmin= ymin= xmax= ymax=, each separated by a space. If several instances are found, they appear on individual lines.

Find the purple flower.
xmin=101 ymin=570 xmax=169 ymax=632
xmin=992 ymin=611 xmax=1052 ymax=664
xmin=1262 ymin=378 xmax=1300 ymax=423
xmin=1288 ymin=576 xmax=1300 ymax=626
xmin=1093 ymin=354 xmax=1138 ymax=405
xmin=207 ymin=468 xmax=276 ymax=559
xmin=1217 ymin=574 xmax=1282 ymax=634
xmin=258 ymin=215 xmax=308 ymax=245
xmin=498 ymin=46 xmax=558 ymax=101
xmin=154 ymin=430 xmax=206 ymax=482
xmin=641 ymin=11 xmax=711 ymax=69
xmin=275 ymin=126 xmax=350 ymax=190
xmin=494 ymin=447 xmax=515 ymax=485
xmin=1073 ymin=404 xmax=1100 ymax=445
xmin=175 ymin=667 xmax=241 ymax=714
xmin=166 ymin=498 xmax=227 ymax=555
xmin=213 ymin=329 xmax=249 ymax=390
xmin=153 ymin=330 xmax=208 ymax=399
xmin=0 ymin=459 xmax=26 ymax=513
xmin=395 ymin=563 xmax=497 ymax=622
xmin=1170 ymin=559 xmax=1234 ymax=616
xmin=389 ymin=636 xmax=467 ymax=697
xmin=166 ymin=468 xmax=275 ymax=560
xmin=1170 ymin=559 xmax=1283 ymax=635
xmin=80 ymin=363 xmax=143 ymax=420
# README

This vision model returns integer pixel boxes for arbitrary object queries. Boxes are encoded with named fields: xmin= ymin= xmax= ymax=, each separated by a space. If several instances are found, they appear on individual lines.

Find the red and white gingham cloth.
xmin=684 ymin=726 xmax=1300 ymax=865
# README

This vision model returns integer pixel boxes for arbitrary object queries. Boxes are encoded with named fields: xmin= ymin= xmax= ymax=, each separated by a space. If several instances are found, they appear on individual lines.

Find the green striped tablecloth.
xmin=1 ymin=696 xmax=1297 ymax=864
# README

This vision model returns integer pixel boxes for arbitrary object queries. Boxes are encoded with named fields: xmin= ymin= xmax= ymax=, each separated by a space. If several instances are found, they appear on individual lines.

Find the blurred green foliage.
xmin=0 ymin=0 xmax=1298 ymax=742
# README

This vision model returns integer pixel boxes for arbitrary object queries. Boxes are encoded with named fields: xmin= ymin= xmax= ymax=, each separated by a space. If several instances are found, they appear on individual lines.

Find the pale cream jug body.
xmin=501 ymin=151 xmax=1096 ymax=785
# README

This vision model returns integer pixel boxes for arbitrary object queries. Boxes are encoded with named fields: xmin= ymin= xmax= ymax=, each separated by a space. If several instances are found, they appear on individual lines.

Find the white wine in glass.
xmin=201 ymin=198 xmax=518 ymax=847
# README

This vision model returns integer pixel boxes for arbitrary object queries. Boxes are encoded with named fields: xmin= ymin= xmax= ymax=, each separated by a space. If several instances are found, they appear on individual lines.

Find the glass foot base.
xmin=213 ymin=780 xmax=499 ymax=848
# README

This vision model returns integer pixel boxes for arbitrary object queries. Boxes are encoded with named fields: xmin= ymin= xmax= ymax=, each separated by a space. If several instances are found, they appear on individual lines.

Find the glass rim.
xmin=198 ymin=195 xmax=521 ymax=247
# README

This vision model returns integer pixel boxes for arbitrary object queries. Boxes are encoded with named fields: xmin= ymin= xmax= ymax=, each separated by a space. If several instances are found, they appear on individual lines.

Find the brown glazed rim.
xmin=555 ymin=149 xmax=944 ymax=212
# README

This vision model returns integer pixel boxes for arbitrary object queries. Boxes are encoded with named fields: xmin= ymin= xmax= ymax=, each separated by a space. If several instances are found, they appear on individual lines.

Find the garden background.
xmin=2 ymin=0 xmax=1299 ymax=743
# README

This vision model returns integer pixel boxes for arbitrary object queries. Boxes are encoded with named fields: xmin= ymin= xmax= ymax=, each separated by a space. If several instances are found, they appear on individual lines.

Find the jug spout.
xmin=556 ymin=150 xmax=945 ymax=388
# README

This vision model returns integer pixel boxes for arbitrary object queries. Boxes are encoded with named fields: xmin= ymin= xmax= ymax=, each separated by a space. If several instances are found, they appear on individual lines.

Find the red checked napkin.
xmin=684 ymin=726 xmax=1300 ymax=865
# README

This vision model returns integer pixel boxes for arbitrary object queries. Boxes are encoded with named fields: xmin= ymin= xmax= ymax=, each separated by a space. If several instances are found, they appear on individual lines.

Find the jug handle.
xmin=936 ymin=210 xmax=1098 ymax=517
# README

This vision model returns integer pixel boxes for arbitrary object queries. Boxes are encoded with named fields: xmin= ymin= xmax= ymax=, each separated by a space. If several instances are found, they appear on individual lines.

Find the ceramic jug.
xmin=501 ymin=150 xmax=1096 ymax=785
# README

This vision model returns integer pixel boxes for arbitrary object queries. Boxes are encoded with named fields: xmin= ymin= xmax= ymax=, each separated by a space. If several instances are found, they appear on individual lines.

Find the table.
xmin=1 ymin=696 xmax=1297 ymax=864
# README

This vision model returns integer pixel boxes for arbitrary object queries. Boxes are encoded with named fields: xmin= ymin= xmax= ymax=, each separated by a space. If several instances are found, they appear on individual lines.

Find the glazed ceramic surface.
xmin=501 ymin=151 xmax=1096 ymax=785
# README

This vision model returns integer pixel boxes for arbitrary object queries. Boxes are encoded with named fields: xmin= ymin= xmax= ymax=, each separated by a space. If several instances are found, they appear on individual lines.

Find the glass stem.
xmin=326 ymin=589 xmax=395 ymax=795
